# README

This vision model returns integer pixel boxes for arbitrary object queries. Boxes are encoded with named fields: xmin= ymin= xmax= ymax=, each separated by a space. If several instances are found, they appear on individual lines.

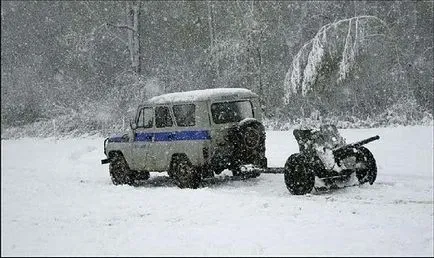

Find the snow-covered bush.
xmin=263 ymin=95 xmax=433 ymax=131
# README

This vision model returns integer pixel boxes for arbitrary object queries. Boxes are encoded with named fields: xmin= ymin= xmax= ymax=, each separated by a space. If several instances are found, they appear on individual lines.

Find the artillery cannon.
xmin=283 ymin=124 xmax=379 ymax=195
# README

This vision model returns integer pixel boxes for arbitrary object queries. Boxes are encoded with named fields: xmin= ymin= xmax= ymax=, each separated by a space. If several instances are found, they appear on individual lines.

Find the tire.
xmin=167 ymin=168 xmax=174 ymax=178
xmin=354 ymin=146 xmax=377 ymax=185
xmin=284 ymin=154 xmax=315 ymax=195
xmin=109 ymin=153 xmax=133 ymax=185
xmin=230 ymin=119 xmax=267 ymax=171
xmin=171 ymin=156 xmax=201 ymax=189
xmin=243 ymin=124 xmax=262 ymax=149
xmin=238 ymin=120 xmax=266 ymax=152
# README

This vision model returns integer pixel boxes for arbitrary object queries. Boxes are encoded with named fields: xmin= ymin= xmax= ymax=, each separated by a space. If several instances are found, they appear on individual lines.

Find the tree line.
xmin=1 ymin=1 xmax=432 ymax=131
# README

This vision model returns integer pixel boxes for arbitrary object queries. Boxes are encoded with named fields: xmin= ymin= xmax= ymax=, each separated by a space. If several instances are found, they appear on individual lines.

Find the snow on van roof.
xmin=147 ymin=88 xmax=258 ymax=104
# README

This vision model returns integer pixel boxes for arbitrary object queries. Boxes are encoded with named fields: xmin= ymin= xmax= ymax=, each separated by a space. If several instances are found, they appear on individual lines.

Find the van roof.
xmin=145 ymin=88 xmax=258 ymax=105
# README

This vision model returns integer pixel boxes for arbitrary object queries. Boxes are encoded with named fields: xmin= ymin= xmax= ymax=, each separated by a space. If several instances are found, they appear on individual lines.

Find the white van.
xmin=102 ymin=88 xmax=267 ymax=188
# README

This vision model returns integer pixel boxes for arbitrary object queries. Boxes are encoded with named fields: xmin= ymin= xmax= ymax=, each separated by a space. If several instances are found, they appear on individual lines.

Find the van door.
xmin=132 ymin=106 xmax=154 ymax=170
xmin=152 ymin=105 xmax=175 ymax=171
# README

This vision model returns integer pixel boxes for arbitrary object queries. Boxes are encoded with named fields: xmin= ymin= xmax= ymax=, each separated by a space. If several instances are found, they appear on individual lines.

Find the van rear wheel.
xmin=171 ymin=156 xmax=201 ymax=189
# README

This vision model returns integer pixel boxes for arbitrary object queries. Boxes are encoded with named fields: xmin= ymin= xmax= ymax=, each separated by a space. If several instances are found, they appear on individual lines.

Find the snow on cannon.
xmin=283 ymin=124 xmax=379 ymax=195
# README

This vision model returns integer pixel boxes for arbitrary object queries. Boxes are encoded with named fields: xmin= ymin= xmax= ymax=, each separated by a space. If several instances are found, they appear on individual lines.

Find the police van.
xmin=101 ymin=88 xmax=267 ymax=188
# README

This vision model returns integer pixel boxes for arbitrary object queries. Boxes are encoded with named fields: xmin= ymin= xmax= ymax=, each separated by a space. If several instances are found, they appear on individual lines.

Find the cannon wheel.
xmin=354 ymin=146 xmax=377 ymax=185
xmin=284 ymin=154 xmax=315 ymax=195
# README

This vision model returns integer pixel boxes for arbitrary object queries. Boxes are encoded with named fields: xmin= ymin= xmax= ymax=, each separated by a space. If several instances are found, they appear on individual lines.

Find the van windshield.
xmin=211 ymin=100 xmax=254 ymax=124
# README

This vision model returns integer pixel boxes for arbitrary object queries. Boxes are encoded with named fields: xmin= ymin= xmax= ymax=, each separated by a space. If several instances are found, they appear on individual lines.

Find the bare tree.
xmin=107 ymin=1 xmax=141 ymax=75
xmin=126 ymin=1 xmax=141 ymax=75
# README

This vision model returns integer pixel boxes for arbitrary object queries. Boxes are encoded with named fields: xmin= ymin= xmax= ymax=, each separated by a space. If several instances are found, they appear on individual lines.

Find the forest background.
xmin=1 ymin=1 xmax=432 ymax=138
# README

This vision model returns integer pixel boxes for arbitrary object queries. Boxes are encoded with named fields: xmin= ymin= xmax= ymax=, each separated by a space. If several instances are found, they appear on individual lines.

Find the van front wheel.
xmin=109 ymin=153 xmax=133 ymax=185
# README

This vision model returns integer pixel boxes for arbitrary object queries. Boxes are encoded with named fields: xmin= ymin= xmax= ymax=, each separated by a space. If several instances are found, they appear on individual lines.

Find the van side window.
xmin=137 ymin=107 xmax=154 ymax=128
xmin=155 ymin=106 xmax=173 ymax=128
xmin=173 ymin=104 xmax=196 ymax=127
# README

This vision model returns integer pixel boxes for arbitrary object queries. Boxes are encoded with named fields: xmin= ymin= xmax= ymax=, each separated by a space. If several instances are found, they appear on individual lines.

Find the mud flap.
xmin=101 ymin=158 xmax=111 ymax=164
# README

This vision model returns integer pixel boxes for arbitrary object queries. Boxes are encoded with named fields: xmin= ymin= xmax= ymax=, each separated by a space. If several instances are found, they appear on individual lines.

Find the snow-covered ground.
xmin=1 ymin=126 xmax=433 ymax=256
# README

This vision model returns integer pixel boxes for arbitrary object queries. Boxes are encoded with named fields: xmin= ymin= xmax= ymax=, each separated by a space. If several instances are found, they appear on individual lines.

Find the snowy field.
xmin=1 ymin=126 xmax=433 ymax=256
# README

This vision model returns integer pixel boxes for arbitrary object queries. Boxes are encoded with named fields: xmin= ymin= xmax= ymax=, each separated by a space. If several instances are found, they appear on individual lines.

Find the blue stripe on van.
xmin=108 ymin=130 xmax=211 ymax=143
xmin=136 ymin=130 xmax=211 ymax=142
xmin=135 ymin=132 xmax=154 ymax=142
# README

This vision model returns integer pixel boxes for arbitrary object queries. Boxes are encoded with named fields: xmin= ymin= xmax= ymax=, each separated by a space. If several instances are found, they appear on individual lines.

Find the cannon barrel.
xmin=333 ymin=135 xmax=380 ymax=154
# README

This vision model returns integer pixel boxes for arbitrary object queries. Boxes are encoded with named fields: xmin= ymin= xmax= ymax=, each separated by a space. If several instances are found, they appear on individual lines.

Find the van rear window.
xmin=155 ymin=106 xmax=173 ymax=128
xmin=211 ymin=100 xmax=253 ymax=124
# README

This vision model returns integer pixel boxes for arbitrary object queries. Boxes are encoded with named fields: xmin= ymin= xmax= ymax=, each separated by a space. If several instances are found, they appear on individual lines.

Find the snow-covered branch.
xmin=284 ymin=15 xmax=390 ymax=102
